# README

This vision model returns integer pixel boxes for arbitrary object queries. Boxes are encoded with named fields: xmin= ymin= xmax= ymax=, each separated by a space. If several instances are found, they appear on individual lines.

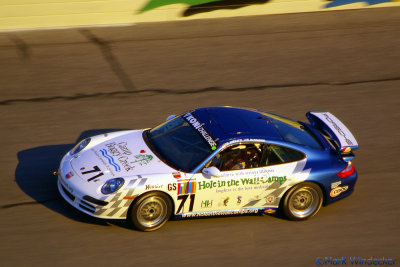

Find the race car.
xmin=56 ymin=106 xmax=359 ymax=231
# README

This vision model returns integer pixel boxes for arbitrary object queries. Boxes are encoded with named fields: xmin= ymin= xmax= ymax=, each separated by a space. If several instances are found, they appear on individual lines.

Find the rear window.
xmin=269 ymin=145 xmax=305 ymax=163
xmin=269 ymin=117 xmax=323 ymax=149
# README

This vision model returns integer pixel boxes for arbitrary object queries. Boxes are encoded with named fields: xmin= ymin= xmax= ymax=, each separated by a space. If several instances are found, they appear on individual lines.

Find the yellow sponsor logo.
xmin=265 ymin=208 xmax=276 ymax=214
xmin=330 ymin=185 xmax=349 ymax=197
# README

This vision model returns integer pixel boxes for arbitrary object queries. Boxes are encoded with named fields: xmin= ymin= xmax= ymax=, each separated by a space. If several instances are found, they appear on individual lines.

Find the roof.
xmin=191 ymin=106 xmax=286 ymax=144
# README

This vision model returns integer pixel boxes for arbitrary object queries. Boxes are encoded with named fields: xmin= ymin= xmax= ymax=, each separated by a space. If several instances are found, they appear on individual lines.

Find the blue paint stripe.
xmin=138 ymin=178 xmax=147 ymax=187
xmin=128 ymin=179 xmax=137 ymax=187
xmin=100 ymin=149 xmax=119 ymax=171
xmin=100 ymin=149 xmax=121 ymax=171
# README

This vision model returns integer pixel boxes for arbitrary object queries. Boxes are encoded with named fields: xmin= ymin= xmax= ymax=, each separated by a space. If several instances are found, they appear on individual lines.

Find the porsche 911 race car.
xmin=56 ymin=107 xmax=359 ymax=231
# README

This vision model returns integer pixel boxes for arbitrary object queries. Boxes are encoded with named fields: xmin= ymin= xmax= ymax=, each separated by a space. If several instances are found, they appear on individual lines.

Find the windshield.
xmin=145 ymin=116 xmax=214 ymax=172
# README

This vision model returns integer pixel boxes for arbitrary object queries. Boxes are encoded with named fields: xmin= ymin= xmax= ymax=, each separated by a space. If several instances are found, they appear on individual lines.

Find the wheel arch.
xmin=278 ymin=180 xmax=325 ymax=218
xmin=312 ymin=181 xmax=327 ymax=206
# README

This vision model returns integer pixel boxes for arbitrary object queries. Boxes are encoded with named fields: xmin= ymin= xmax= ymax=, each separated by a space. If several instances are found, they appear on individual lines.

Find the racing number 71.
xmin=81 ymin=165 xmax=104 ymax=182
xmin=176 ymin=194 xmax=195 ymax=214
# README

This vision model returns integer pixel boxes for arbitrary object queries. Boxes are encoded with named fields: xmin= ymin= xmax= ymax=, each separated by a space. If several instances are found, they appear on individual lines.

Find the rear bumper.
xmin=324 ymin=169 xmax=358 ymax=205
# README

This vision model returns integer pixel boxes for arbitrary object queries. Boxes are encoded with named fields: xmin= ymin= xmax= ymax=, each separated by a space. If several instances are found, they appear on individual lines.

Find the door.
xmin=175 ymin=142 xmax=309 ymax=217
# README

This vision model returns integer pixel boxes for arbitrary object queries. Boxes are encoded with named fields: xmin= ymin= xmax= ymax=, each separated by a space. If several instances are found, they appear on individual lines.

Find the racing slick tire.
xmin=129 ymin=192 xmax=172 ymax=231
xmin=282 ymin=182 xmax=323 ymax=221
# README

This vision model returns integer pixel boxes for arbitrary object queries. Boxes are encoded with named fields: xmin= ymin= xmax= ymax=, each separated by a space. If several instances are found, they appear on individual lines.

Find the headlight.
xmin=71 ymin=138 xmax=91 ymax=155
xmin=101 ymin=178 xmax=125 ymax=194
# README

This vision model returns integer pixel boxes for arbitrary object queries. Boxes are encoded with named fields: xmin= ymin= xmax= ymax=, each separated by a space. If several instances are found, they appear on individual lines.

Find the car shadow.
xmin=138 ymin=0 xmax=270 ymax=16
xmin=14 ymin=128 xmax=133 ymax=230
xmin=183 ymin=0 xmax=269 ymax=17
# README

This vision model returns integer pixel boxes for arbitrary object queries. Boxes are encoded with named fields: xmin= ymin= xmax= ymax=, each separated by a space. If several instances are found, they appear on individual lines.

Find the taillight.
xmin=341 ymin=147 xmax=352 ymax=153
xmin=337 ymin=162 xmax=355 ymax=178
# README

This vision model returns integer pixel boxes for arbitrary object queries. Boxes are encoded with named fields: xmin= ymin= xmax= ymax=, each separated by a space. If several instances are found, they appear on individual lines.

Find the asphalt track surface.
xmin=1 ymin=7 xmax=400 ymax=267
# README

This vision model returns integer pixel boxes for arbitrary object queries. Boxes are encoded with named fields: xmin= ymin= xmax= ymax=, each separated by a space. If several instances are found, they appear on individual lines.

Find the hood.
xmin=70 ymin=130 xmax=175 ymax=182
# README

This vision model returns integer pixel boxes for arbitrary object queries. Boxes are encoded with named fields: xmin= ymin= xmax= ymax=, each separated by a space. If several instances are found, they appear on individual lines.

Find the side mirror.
xmin=202 ymin=167 xmax=221 ymax=178
xmin=166 ymin=115 xmax=176 ymax=121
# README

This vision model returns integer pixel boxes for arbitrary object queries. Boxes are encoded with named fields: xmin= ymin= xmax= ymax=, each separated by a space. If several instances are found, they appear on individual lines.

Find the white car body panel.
xmin=167 ymin=159 xmax=310 ymax=218
xmin=58 ymin=130 xmax=311 ymax=220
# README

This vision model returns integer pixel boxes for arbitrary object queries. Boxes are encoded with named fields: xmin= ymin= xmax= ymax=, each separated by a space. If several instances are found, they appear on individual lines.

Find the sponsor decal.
xmin=330 ymin=185 xmax=349 ymax=197
xmin=237 ymin=196 xmax=242 ymax=204
xmin=263 ymin=208 xmax=277 ymax=214
xmin=178 ymin=179 xmax=197 ymax=195
xmin=104 ymin=142 xmax=136 ymax=172
xmin=106 ymin=142 xmax=132 ymax=157
xmin=66 ymin=172 xmax=74 ymax=179
xmin=331 ymin=181 xmax=342 ymax=189
xmin=172 ymin=172 xmax=181 ymax=179
xmin=219 ymin=168 xmax=275 ymax=178
xmin=180 ymin=208 xmax=259 ymax=218
xmin=222 ymin=138 xmax=266 ymax=148
xmin=131 ymin=154 xmax=153 ymax=166
xmin=182 ymin=112 xmax=218 ymax=150
xmin=322 ymin=113 xmax=354 ymax=146
xmin=223 ymin=197 xmax=230 ymax=206
xmin=265 ymin=195 xmax=275 ymax=204
xmin=140 ymin=150 xmax=146 ymax=153
xmin=197 ymin=176 xmax=286 ymax=191
xmin=100 ymin=149 xmax=121 ymax=172
xmin=117 ymin=142 xmax=132 ymax=156
xmin=145 ymin=184 xmax=163 ymax=190
xmin=96 ymin=149 xmax=153 ymax=172
xmin=167 ymin=183 xmax=177 ymax=191
xmin=241 ymin=176 xmax=286 ymax=185
xmin=118 ymin=156 xmax=135 ymax=172
xmin=201 ymin=200 xmax=213 ymax=208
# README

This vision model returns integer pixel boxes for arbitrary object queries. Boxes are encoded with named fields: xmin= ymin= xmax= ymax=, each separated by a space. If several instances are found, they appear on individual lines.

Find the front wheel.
xmin=282 ymin=182 xmax=323 ymax=220
xmin=129 ymin=192 xmax=172 ymax=231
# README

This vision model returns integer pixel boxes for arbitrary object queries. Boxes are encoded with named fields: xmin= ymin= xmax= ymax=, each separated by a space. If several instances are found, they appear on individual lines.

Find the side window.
xmin=262 ymin=145 xmax=305 ymax=166
xmin=206 ymin=143 xmax=264 ymax=171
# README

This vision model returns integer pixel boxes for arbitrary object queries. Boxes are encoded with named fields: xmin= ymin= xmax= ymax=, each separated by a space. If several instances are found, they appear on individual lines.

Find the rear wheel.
xmin=129 ymin=192 xmax=172 ymax=231
xmin=282 ymin=182 xmax=323 ymax=220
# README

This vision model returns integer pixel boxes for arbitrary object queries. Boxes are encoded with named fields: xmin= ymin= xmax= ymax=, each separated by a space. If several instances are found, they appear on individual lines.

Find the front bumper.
xmin=57 ymin=154 xmax=134 ymax=220
xmin=58 ymin=174 xmax=136 ymax=219
xmin=58 ymin=175 xmax=107 ymax=217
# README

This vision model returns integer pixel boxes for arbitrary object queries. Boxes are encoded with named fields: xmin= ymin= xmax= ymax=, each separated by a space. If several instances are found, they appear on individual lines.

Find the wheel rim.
xmin=288 ymin=187 xmax=320 ymax=218
xmin=137 ymin=196 xmax=168 ymax=228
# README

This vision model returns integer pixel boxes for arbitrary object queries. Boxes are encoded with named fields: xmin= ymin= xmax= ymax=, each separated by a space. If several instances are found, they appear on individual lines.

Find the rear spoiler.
xmin=306 ymin=112 xmax=359 ymax=159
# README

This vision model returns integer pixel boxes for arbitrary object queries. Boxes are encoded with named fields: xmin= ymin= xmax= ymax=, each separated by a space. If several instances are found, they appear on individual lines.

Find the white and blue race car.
xmin=57 ymin=107 xmax=358 ymax=231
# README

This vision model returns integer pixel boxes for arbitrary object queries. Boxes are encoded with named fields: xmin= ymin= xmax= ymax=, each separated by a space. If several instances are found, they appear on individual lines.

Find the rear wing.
xmin=306 ymin=111 xmax=359 ymax=153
